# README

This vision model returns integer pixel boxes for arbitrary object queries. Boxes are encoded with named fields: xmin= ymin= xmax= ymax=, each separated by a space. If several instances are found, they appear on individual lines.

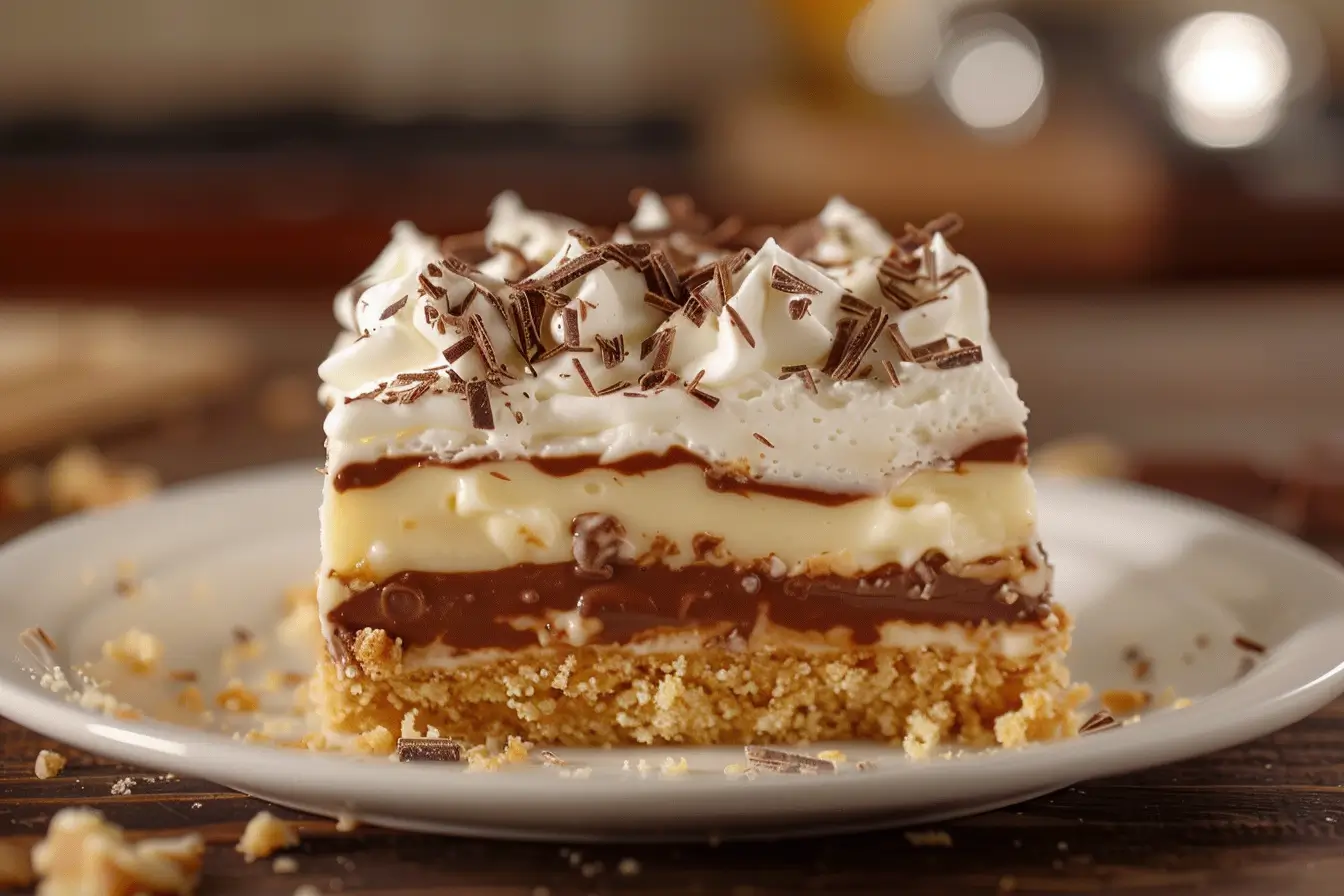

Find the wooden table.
xmin=1 ymin=301 xmax=1342 ymax=896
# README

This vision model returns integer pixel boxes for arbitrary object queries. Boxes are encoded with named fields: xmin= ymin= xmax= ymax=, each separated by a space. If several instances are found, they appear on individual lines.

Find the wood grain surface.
xmin=1 ymin=299 xmax=1342 ymax=896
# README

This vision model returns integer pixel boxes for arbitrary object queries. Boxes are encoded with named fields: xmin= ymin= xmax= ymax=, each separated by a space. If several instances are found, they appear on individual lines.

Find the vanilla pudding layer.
xmin=319 ymin=461 xmax=1040 ymax=587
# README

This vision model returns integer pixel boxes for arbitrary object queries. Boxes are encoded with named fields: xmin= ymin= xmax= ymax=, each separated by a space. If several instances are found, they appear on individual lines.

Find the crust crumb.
xmin=215 ymin=679 xmax=260 ymax=713
xmin=47 ymin=446 xmax=159 ymax=513
xmin=33 ymin=808 xmax=203 ymax=896
xmin=236 ymin=811 xmax=298 ymax=863
xmin=101 ymin=629 xmax=163 ymax=674
xmin=904 ymin=830 xmax=954 ymax=847
xmin=34 ymin=749 xmax=67 ymax=780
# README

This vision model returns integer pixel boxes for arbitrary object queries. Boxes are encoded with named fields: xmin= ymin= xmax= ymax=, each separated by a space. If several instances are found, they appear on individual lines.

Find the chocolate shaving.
xmin=393 ymin=371 xmax=438 ymax=385
xmin=821 ymin=318 xmax=856 ymax=376
xmin=838 ymin=293 xmax=876 ymax=316
xmin=599 ymin=242 xmax=643 ymax=270
xmin=545 ymin=250 xmax=606 ymax=290
xmin=396 ymin=738 xmax=464 ymax=763
xmin=911 ymin=338 xmax=949 ymax=361
xmin=638 ymin=369 xmax=679 ymax=391
xmin=770 ymin=265 xmax=820 ymax=295
xmin=532 ymin=343 xmax=570 ymax=363
xmin=686 ymin=368 xmax=705 ymax=393
xmin=640 ymin=329 xmax=675 ymax=370
xmin=468 ymin=314 xmax=499 ymax=373
xmin=443 ymin=334 xmax=476 ymax=365
xmin=712 ymin=261 xmax=733 ymax=308
xmin=417 ymin=273 xmax=447 ymax=300
xmin=562 ymin=306 xmax=580 ymax=348
xmin=833 ymin=308 xmax=887 ymax=380
xmin=753 ymin=433 xmax=774 ymax=448
xmin=886 ymin=324 xmax=916 ymax=362
xmin=778 ymin=364 xmax=817 ymax=393
xmin=456 ymin=285 xmax=486 ymax=315
xmin=466 ymin=380 xmax=494 ymax=430
xmin=571 ymin=357 xmax=598 ymax=396
xmin=540 ymin=750 xmax=568 ymax=767
xmin=345 ymin=383 xmax=387 ymax=404
xmin=788 ymin=297 xmax=812 ymax=320
xmin=594 ymin=334 xmax=626 ymax=369
xmin=596 ymin=380 xmax=632 ymax=396
xmin=1079 ymin=711 xmax=1119 ymax=735
xmin=645 ymin=249 xmax=683 ymax=300
xmin=881 ymin=359 xmax=901 ymax=387
xmin=723 ymin=303 xmax=756 ymax=348
xmin=682 ymin=260 xmax=717 ymax=293
xmin=688 ymin=386 xmax=719 ymax=409
xmin=1233 ymin=635 xmax=1267 ymax=653
xmin=379 ymin=296 xmax=409 ymax=320
xmin=729 ymin=248 xmax=754 ymax=273
xmin=643 ymin=291 xmax=682 ymax=315
xmin=893 ymin=212 xmax=964 ymax=256
xmin=931 ymin=344 xmax=983 ymax=369
xmin=684 ymin=288 xmax=714 ymax=326
xmin=744 ymin=745 xmax=835 ymax=775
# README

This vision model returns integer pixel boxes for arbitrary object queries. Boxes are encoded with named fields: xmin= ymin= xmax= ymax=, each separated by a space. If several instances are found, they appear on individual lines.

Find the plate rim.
xmin=2 ymin=462 xmax=1343 ymax=825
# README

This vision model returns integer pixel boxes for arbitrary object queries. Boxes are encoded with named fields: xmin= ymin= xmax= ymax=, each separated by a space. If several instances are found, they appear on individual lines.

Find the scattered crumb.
xmin=177 ymin=685 xmax=205 ymax=713
xmin=34 ymin=749 xmax=67 ymax=780
xmin=0 ymin=840 xmax=34 ymax=889
xmin=558 ymin=767 xmax=593 ymax=780
xmin=660 ymin=756 xmax=689 ymax=777
xmin=258 ymin=375 xmax=320 ymax=432
xmin=110 ymin=777 xmax=136 ymax=796
xmin=617 ymin=858 xmax=641 ymax=877
xmin=816 ymin=749 xmax=847 ymax=764
xmin=46 ymin=445 xmax=160 ymax=513
xmin=1195 ymin=633 xmax=1210 ymax=649
xmin=272 ymin=856 xmax=299 ymax=874
xmin=1100 ymin=688 xmax=1151 ymax=716
xmin=101 ymin=628 xmax=163 ymax=674
xmin=1032 ymin=435 xmax=1129 ymax=479
xmin=854 ymin=760 xmax=878 ymax=772
xmin=1172 ymin=697 xmax=1193 ymax=709
xmin=723 ymin=763 xmax=749 ymax=777
xmin=32 ymin=808 xmax=202 ymax=896
xmin=168 ymin=669 xmax=198 ymax=683
xmin=236 ymin=811 xmax=298 ymax=862
xmin=580 ymin=861 xmax=603 ymax=878
xmin=503 ymin=735 xmax=531 ymax=764
xmin=904 ymin=830 xmax=954 ymax=847
xmin=465 ymin=736 xmax=531 ymax=772
xmin=215 ymin=679 xmax=260 ymax=713
xmin=335 ymin=813 xmax=358 ymax=833
xmin=635 ymin=759 xmax=652 ymax=778
xmin=539 ymin=750 xmax=567 ymax=767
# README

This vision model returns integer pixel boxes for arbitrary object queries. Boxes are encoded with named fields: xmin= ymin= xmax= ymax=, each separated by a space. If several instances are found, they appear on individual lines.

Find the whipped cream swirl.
xmin=320 ymin=192 xmax=1028 ymax=490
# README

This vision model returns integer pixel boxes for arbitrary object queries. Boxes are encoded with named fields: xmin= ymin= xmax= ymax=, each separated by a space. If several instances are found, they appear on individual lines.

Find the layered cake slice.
xmin=313 ymin=191 xmax=1076 ymax=752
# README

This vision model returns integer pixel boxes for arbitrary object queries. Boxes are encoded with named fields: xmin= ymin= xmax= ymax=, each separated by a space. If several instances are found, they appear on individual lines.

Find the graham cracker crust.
xmin=312 ymin=612 xmax=1079 ymax=753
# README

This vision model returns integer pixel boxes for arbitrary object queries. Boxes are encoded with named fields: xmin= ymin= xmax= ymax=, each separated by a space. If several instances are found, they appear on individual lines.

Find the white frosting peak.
xmin=320 ymin=194 xmax=1028 ymax=491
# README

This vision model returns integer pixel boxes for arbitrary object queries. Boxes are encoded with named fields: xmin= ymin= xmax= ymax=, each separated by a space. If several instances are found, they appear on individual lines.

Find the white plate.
xmin=2 ymin=462 xmax=1343 ymax=842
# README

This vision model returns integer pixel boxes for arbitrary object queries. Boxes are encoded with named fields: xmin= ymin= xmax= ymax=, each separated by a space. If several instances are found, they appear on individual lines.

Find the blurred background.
xmin=1 ymin=0 xmax=1343 ymax=527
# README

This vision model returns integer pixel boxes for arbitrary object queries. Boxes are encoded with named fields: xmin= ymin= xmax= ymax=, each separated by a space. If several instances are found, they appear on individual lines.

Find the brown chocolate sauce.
xmin=327 ymin=551 xmax=1050 ymax=652
xmin=331 ymin=437 xmax=1027 ymax=498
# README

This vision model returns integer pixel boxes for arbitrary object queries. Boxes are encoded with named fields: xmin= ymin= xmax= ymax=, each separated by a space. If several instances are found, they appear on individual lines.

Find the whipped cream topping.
xmin=320 ymin=192 xmax=1028 ymax=490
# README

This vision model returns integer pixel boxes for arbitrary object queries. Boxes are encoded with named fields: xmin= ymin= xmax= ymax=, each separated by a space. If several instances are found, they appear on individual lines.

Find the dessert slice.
xmin=312 ymin=191 xmax=1076 ymax=752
